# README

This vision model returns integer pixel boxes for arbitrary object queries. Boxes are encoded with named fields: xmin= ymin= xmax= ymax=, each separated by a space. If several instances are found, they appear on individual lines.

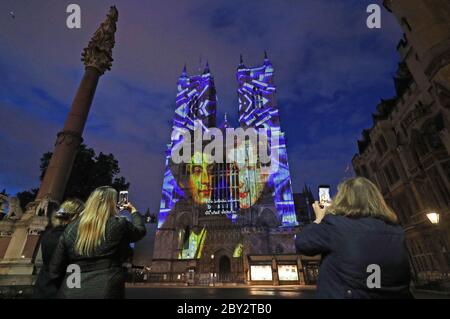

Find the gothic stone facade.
xmin=353 ymin=0 xmax=450 ymax=284
xmin=151 ymin=56 xmax=304 ymax=284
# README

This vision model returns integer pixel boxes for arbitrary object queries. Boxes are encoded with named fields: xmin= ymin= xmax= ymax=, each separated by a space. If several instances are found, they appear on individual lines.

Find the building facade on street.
xmin=353 ymin=0 xmax=450 ymax=286
xmin=150 ymin=55 xmax=318 ymax=285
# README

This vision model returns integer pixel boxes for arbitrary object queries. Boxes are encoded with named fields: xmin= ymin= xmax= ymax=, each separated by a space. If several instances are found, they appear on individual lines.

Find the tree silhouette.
xmin=17 ymin=188 xmax=38 ymax=211
xmin=18 ymin=144 xmax=130 ymax=209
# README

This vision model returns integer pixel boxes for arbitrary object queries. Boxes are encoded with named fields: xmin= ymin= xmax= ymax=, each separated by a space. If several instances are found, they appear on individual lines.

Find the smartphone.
xmin=318 ymin=185 xmax=331 ymax=208
xmin=118 ymin=191 xmax=129 ymax=210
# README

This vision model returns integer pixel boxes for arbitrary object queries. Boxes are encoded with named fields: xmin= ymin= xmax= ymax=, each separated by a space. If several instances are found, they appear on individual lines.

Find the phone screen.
xmin=118 ymin=191 xmax=129 ymax=207
xmin=318 ymin=185 xmax=331 ymax=207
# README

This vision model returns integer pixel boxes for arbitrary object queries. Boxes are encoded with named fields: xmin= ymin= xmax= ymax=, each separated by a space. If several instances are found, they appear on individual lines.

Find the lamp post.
xmin=406 ymin=211 xmax=441 ymax=285
xmin=210 ymin=254 xmax=215 ymax=286
xmin=426 ymin=212 xmax=440 ymax=225
xmin=425 ymin=212 xmax=449 ymax=278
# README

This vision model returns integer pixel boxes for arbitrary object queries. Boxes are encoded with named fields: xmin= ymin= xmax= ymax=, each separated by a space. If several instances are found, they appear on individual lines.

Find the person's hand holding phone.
xmin=122 ymin=202 xmax=138 ymax=214
xmin=312 ymin=201 xmax=326 ymax=224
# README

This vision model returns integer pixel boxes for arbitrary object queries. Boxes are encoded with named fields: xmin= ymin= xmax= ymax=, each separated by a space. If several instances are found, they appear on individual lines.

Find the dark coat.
xmin=32 ymin=225 xmax=66 ymax=299
xmin=295 ymin=214 xmax=413 ymax=299
xmin=49 ymin=213 xmax=146 ymax=299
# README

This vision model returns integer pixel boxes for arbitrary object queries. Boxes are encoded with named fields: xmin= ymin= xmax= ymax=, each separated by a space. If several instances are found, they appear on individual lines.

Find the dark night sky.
xmin=0 ymin=0 xmax=403 ymax=214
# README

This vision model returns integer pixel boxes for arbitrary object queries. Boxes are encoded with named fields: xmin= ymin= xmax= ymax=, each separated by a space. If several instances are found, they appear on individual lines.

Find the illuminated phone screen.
xmin=119 ymin=191 xmax=128 ymax=204
xmin=318 ymin=186 xmax=331 ymax=206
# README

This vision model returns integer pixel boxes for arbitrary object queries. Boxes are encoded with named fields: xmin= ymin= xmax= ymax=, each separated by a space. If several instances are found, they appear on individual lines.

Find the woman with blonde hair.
xmin=295 ymin=177 xmax=412 ymax=299
xmin=33 ymin=198 xmax=85 ymax=299
xmin=49 ymin=186 xmax=146 ymax=299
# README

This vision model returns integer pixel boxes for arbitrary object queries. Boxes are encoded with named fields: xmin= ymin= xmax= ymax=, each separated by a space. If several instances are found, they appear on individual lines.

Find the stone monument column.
xmin=37 ymin=6 xmax=119 ymax=203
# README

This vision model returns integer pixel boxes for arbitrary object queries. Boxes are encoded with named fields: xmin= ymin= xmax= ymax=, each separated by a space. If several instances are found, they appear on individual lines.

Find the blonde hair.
xmin=75 ymin=186 xmax=118 ymax=256
xmin=327 ymin=177 xmax=398 ymax=224
xmin=52 ymin=198 xmax=85 ymax=226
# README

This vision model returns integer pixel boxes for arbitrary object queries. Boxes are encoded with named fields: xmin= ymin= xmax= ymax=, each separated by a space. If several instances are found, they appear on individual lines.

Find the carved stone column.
xmin=37 ymin=6 xmax=118 ymax=203
xmin=0 ymin=7 xmax=119 ymax=287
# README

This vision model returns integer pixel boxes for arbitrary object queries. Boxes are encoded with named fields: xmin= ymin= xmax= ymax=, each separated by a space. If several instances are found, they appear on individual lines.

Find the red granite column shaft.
xmin=34 ymin=6 xmax=118 ymax=204
xmin=36 ymin=67 xmax=100 ymax=202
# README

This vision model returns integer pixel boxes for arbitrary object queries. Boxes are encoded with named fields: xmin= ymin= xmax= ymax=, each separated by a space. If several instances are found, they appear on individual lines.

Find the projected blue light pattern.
xmin=237 ymin=55 xmax=298 ymax=227
xmin=237 ymin=55 xmax=278 ymax=129
xmin=157 ymin=57 xmax=298 ymax=232
xmin=174 ymin=64 xmax=216 ymax=131
xmin=158 ymin=64 xmax=217 ymax=228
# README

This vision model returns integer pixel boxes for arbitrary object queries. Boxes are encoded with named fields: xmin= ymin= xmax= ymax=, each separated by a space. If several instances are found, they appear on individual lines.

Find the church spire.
xmin=263 ymin=50 xmax=271 ymax=65
xmin=238 ymin=54 xmax=246 ymax=69
xmin=203 ymin=60 xmax=210 ymax=74
xmin=180 ymin=63 xmax=187 ymax=78
xmin=223 ymin=112 xmax=229 ymax=128
xmin=219 ymin=112 xmax=230 ymax=131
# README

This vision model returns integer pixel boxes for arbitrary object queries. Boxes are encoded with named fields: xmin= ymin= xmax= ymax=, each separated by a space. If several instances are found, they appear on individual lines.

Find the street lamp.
xmin=407 ymin=211 xmax=442 ymax=285
xmin=210 ymin=254 xmax=215 ymax=287
xmin=426 ymin=212 xmax=440 ymax=225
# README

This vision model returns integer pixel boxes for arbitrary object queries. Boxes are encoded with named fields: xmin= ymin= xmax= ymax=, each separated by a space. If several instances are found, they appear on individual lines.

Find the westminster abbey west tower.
xmin=151 ymin=55 xmax=304 ymax=285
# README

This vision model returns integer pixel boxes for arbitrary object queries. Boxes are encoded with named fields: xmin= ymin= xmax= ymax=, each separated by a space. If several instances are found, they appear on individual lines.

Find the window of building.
xmin=426 ymin=131 xmax=444 ymax=151
xmin=417 ymin=241 xmax=423 ymax=254
xmin=383 ymin=161 xmax=400 ymax=185
xmin=383 ymin=166 xmax=393 ymax=185
xmin=376 ymin=171 xmax=388 ymax=193
xmin=389 ymin=161 xmax=400 ymax=183
xmin=413 ymin=134 xmax=430 ymax=158
xmin=406 ymin=188 xmax=419 ymax=212
xmin=415 ymin=257 xmax=423 ymax=272
xmin=421 ymin=257 xmax=427 ymax=271
xmin=429 ymin=166 xmax=450 ymax=205
xmin=401 ymin=193 xmax=414 ymax=222
xmin=428 ymin=256 xmax=435 ymax=270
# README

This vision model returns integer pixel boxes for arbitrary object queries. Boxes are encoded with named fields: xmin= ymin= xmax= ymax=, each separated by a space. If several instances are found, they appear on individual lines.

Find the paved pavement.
xmin=125 ymin=285 xmax=316 ymax=299
xmin=125 ymin=285 xmax=450 ymax=299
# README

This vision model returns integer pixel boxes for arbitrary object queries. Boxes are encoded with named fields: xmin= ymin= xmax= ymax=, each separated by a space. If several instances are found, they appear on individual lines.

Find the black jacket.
xmin=33 ymin=225 xmax=66 ymax=299
xmin=295 ymin=214 xmax=412 ymax=299
xmin=49 ymin=213 xmax=146 ymax=299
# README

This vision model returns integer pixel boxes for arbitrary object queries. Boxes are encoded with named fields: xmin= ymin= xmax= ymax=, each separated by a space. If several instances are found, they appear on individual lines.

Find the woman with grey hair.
xmin=295 ymin=177 xmax=412 ymax=299
xmin=33 ymin=198 xmax=85 ymax=298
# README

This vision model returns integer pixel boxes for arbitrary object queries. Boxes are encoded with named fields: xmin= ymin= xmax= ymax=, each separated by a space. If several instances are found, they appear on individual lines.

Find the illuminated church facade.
xmin=151 ymin=54 xmax=309 ymax=284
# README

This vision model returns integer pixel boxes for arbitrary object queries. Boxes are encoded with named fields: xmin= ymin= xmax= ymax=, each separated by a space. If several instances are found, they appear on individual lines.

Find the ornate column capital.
xmin=81 ymin=6 xmax=118 ymax=75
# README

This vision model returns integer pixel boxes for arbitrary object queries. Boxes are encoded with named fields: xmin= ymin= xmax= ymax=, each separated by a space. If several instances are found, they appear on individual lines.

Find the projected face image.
xmin=232 ymin=141 xmax=268 ymax=209
xmin=178 ymin=227 xmax=207 ymax=259
xmin=187 ymin=153 xmax=214 ymax=205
